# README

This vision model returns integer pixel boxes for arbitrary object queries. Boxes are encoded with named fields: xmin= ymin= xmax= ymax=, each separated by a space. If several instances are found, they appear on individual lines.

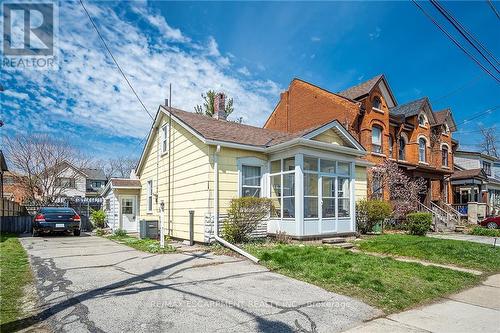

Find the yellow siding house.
xmin=135 ymin=102 xmax=369 ymax=243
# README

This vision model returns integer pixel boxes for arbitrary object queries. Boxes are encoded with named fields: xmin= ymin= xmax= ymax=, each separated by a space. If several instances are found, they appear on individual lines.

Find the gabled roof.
xmin=338 ymin=75 xmax=383 ymax=100
xmin=389 ymin=97 xmax=437 ymax=124
xmin=81 ymin=168 xmax=106 ymax=181
xmin=451 ymin=168 xmax=488 ymax=180
xmin=433 ymin=108 xmax=457 ymax=131
xmin=338 ymin=74 xmax=397 ymax=107
xmin=136 ymin=106 xmax=366 ymax=174
xmin=170 ymin=108 xmax=293 ymax=147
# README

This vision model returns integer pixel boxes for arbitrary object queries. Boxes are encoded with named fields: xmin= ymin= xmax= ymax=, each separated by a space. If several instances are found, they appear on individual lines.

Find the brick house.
xmin=264 ymin=75 xmax=458 ymax=208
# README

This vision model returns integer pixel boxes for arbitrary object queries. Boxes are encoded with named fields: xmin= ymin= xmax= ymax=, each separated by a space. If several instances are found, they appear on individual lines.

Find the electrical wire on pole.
xmin=411 ymin=0 xmax=500 ymax=83
xmin=79 ymin=0 xmax=154 ymax=120
xmin=430 ymin=0 xmax=499 ymax=70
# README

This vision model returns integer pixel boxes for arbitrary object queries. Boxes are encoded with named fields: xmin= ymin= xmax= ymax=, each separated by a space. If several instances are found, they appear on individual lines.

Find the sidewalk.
xmin=429 ymin=233 xmax=500 ymax=247
xmin=343 ymin=274 xmax=500 ymax=333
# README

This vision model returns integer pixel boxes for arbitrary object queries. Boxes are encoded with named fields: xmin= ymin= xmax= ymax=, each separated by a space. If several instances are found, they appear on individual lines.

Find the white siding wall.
xmin=454 ymin=156 xmax=481 ymax=170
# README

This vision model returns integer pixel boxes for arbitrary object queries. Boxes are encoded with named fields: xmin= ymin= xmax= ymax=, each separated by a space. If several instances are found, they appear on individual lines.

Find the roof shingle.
xmin=389 ymin=97 xmax=428 ymax=118
xmin=338 ymin=75 xmax=383 ymax=100
xmin=451 ymin=168 xmax=487 ymax=180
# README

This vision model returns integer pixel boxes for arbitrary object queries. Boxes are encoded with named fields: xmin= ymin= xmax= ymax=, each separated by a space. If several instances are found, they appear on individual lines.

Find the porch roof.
xmin=451 ymin=168 xmax=488 ymax=181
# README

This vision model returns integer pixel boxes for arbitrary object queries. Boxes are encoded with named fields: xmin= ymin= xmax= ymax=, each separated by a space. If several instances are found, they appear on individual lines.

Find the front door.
xmin=120 ymin=196 xmax=136 ymax=231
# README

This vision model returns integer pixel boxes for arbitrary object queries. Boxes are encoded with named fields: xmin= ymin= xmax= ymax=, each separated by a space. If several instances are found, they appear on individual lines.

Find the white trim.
xmin=160 ymin=123 xmax=169 ymax=155
xmin=146 ymin=179 xmax=153 ymax=214
xmin=302 ymin=120 xmax=366 ymax=152
xmin=371 ymin=152 xmax=386 ymax=158
xmin=237 ymin=157 xmax=267 ymax=198
xmin=441 ymin=142 xmax=450 ymax=150
xmin=372 ymin=107 xmax=384 ymax=114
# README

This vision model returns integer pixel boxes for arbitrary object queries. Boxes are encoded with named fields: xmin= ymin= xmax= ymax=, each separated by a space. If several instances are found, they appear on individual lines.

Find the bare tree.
xmin=479 ymin=126 xmax=498 ymax=157
xmin=110 ymin=158 xmax=138 ymax=178
xmin=92 ymin=157 xmax=138 ymax=179
xmin=370 ymin=160 xmax=427 ymax=218
xmin=5 ymin=134 xmax=85 ymax=204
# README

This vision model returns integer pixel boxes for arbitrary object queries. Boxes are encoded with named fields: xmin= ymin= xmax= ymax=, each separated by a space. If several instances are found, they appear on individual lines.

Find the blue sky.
xmin=2 ymin=1 xmax=499 ymax=160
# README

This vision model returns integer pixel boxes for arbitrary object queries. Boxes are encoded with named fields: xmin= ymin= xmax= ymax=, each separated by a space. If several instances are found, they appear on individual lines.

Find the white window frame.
xmin=372 ymin=96 xmax=384 ymax=114
xmin=398 ymin=133 xmax=408 ymax=161
xmin=418 ymin=137 xmax=427 ymax=163
xmin=147 ymin=180 xmax=153 ymax=213
xmin=161 ymin=124 xmax=169 ymax=155
xmin=269 ymin=157 xmax=296 ymax=220
xmin=237 ymin=157 xmax=267 ymax=198
xmin=441 ymin=143 xmax=450 ymax=168
xmin=371 ymin=125 xmax=383 ymax=154
xmin=418 ymin=113 xmax=428 ymax=128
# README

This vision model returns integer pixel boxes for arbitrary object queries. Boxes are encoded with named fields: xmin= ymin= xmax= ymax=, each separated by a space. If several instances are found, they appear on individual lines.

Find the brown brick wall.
xmin=264 ymin=79 xmax=360 ymax=137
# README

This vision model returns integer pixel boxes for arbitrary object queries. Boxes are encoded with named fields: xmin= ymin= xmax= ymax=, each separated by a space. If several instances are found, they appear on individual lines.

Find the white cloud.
xmin=369 ymin=27 xmax=381 ymax=40
xmin=238 ymin=66 xmax=251 ymax=76
xmin=3 ymin=1 xmax=280 ymax=146
xmin=4 ymin=90 xmax=29 ymax=100
xmin=311 ymin=36 xmax=321 ymax=42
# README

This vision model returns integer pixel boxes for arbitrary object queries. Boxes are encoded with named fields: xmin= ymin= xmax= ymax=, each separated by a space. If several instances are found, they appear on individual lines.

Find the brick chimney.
xmin=213 ymin=92 xmax=227 ymax=120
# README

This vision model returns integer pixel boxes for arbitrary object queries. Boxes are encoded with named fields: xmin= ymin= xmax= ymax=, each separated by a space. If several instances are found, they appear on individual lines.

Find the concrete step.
xmin=331 ymin=243 xmax=354 ymax=249
xmin=322 ymin=237 xmax=347 ymax=244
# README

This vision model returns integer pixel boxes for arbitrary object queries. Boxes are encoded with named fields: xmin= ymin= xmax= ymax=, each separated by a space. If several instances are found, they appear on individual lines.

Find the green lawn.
xmin=0 ymin=234 xmax=33 ymax=325
xmin=245 ymin=244 xmax=480 ymax=313
xmin=356 ymin=234 xmax=500 ymax=272
xmin=107 ymin=235 xmax=176 ymax=253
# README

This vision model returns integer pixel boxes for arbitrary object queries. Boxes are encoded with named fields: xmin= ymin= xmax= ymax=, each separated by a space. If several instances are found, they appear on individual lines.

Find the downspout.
xmin=212 ymin=145 xmax=259 ymax=263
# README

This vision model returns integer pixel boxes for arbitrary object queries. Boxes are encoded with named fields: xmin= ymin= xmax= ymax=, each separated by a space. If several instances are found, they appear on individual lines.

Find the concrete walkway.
xmin=429 ymin=233 xmax=500 ymax=247
xmin=9 ymin=234 xmax=381 ymax=333
xmin=343 ymin=274 xmax=500 ymax=333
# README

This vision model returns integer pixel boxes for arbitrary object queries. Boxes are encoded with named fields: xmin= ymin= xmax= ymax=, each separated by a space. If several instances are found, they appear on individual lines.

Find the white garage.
xmin=101 ymin=178 xmax=141 ymax=233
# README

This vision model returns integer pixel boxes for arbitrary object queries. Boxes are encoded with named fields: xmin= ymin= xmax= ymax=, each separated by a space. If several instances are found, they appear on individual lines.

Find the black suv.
xmin=33 ymin=207 xmax=81 ymax=236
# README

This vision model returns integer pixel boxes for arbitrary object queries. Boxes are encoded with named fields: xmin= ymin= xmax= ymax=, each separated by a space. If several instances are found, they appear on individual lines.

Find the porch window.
xmin=303 ymin=157 xmax=352 ymax=220
xmin=371 ymin=125 xmax=382 ymax=153
xmin=241 ymin=165 xmax=261 ymax=197
xmin=161 ymin=124 xmax=169 ymax=154
xmin=270 ymin=158 xmax=295 ymax=218
xmin=147 ymin=180 xmax=153 ymax=212
xmin=419 ymin=138 xmax=426 ymax=162
xmin=442 ymin=147 xmax=449 ymax=167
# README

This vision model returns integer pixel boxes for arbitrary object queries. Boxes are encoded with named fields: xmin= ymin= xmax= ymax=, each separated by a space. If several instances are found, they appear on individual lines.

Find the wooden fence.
xmin=0 ymin=198 xmax=27 ymax=216
xmin=0 ymin=216 xmax=32 ymax=234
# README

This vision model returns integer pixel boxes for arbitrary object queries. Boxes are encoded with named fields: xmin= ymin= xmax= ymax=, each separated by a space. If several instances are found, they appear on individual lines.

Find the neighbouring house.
xmin=452 ymin=150 xmax=500 ymax=217
xmin=2 ymin=171 xmax=34 ymax=203
xmin=135 ymin=95 xmax=369 ymax=242
xmin=264 ymin=75 xmax=458 ymax=216
xmin=52 ymin=162 xmax=108 ymax=200
xmin=101 ymin=178 xmax=141 ymax=232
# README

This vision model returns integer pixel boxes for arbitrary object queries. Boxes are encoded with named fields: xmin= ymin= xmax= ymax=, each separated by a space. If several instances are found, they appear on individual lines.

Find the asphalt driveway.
xmin=13 ymin=235 xmax=380 ymax=333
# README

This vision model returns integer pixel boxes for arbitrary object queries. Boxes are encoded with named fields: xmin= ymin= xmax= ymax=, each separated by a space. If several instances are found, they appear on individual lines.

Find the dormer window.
xmin=372 ymin=96 xmax=382 ymax=110
xmin=442 ymin=123 xmax=450 ymax=135
xmin=418 ymin=114 xmax=427 ymax=127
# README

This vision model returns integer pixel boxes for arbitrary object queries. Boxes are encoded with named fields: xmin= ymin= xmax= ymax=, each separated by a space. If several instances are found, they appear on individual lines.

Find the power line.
xmin=487 ymin=0 xmax=500 ymax=20
xmin=430 ymin=0 xmax=499 ymax=71
xmin=455 ymin=105 xmax=499 ymax=126
xmin=411 ymin=0 xmax=500 ymax=83
xmin=79 ymin=0 xmax=154 ymax=120
xmin=433 ymin=74 xmax=483 ymax=102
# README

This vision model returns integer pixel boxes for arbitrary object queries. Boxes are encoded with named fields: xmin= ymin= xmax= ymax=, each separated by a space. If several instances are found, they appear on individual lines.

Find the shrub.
xmin=90 ymin=209 xmax=106 ymax=229
xmin=114 ymin=228 xmax=127 ymax=237
xmin=95 ymin=228 xmax=107 ymax=236
xmin=356 ymin=200 xmax=392 ymax=234
xmin=469 ymin=226 xmax=500 ymax=238
xmin=222 ymin=197 xmax=273 ymax=243
xmin=275 ymin=230 xmax=292 ymax=244
xmin=406 ymin=212 xmax=432 ymax=236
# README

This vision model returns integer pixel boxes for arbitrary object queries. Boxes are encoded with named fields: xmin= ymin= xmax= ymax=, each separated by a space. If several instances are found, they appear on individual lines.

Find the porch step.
xmin=322 ymin=237 xmax=347 ymax=244
xmin=455 ymin=225 xmax=466 ymax=233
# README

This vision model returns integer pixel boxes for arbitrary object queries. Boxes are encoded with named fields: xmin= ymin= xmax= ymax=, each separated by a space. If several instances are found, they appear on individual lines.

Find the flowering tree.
xmin=369 ymin=160 xmax=427 ymax=218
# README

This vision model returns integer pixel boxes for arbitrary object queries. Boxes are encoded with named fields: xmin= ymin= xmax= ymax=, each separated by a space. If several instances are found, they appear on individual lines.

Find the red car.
xmin=479 ymin=216 xmax=500 ymax=229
